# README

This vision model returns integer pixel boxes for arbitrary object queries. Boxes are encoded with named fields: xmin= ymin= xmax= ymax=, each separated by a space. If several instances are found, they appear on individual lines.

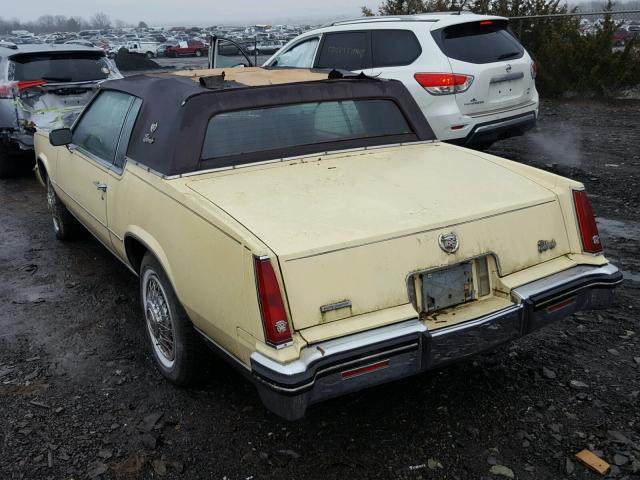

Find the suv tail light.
xmin=414 ymin=73 xmax=473 ymax=95
xmin=254 ymin=256 xmax=292 ymax=347
xmin=0 ymin=80 xmax=47 ymax=99
xmin=17 ymin=79 xmax=47 ymax=91
xmin=572 ymin=190 xmax=603 ymax=254
xmin=531 ymin=62 xmax=537 ymax=79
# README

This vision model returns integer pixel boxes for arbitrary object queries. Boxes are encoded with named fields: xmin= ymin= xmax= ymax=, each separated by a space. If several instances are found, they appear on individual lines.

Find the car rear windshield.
xmin=201 ymin=99 xmax=413 ymax=163
xmin=432 ymin=20 xmax=524 ymax=64
xmin=9 ymin=52 xmax=111 ymax=83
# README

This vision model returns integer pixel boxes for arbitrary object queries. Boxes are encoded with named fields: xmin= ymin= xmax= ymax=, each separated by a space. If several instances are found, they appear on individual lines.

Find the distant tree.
xmin=90 ymin=12 xmax=111 ymax=30
xmin=114 ymin=19 xmax=127 ymax=29
xmin=138 ymin=21 xmax=148 ymax=29
xmin=36 ymin=14 xmax=56 ymax=33
xmin=66 ymin=17 xmax=82 ymax=32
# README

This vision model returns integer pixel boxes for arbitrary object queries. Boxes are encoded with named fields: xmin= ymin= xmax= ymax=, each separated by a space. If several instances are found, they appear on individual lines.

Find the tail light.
xmin=531 ymin=62 xmax=537 ymax=79
xmin=0 ymin=80 xmax=47 ymax=99
xmin=414 ymin=73 xmax=473 ymax=95
xmin=254 ymin=256 xmax=293 ymax=348
xmin=572 ymin=190 xmax=603 ymax=254
xmin=17 ymin=79 xmax=47 ymax=91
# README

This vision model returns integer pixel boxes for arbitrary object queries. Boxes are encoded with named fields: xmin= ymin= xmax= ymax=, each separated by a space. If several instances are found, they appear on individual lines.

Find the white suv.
xmin=264 ymin=13 xmax=539 ymax=149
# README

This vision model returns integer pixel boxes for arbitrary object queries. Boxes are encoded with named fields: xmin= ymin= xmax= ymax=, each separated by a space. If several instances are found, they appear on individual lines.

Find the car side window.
xmin=372 ymin=30 xmax=422 ymax=68
xmin=114 ymin=97 xmax=143 ymax=170
xmin=272 ymin=37 xmax=319 ymax=68
xmin=72 ymin=91 xmax=133 ymax=163
xmin=316 ymin=32 xmax=371 ymax=71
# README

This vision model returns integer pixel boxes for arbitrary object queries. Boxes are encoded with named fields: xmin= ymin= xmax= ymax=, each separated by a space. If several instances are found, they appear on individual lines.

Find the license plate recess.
xmin=420 ymin=262 xmax=474 ymax=313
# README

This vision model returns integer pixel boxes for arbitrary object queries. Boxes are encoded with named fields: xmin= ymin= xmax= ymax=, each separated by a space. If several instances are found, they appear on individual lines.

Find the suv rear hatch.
xmin=431 ymin=19 xmax=536 ymax=116
xmin=187 ymin=143 xmax=571 ymax=331
xmin=3 ymin=50 xmax=119 ymax=142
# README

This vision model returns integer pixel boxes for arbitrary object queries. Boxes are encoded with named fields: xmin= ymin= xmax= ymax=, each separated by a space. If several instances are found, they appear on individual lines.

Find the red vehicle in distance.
xmin=165 ymin=40 xmax=208 ymax=57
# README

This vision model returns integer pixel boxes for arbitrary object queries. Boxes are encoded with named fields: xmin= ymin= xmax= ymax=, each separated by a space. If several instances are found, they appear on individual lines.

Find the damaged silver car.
xmin=0 ymin=41 xmax=121 ymax=177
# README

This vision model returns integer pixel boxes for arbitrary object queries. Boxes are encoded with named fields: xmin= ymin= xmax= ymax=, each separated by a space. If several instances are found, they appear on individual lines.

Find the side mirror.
xmin=49 ymin=128 xmax=72 ymax=147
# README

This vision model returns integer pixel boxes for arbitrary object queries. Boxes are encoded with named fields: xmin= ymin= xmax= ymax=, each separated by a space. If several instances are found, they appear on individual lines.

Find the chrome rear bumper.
xmin=251 ymin=263 xmax=622 ymax=420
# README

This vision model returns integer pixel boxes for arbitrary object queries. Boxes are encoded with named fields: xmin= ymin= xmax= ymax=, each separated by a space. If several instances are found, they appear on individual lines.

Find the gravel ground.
xmin=0 ymin=99 xmax=639 ymax=480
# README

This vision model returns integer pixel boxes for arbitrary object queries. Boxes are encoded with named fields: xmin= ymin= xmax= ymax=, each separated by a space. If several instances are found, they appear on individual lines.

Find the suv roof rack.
xmin=322 ymin=12 xmax=475 ymax=27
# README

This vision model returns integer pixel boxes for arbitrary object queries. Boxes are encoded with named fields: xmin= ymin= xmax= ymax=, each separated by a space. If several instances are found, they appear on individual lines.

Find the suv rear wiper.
xmin=497 ymin=51 xmax=521 ymax=60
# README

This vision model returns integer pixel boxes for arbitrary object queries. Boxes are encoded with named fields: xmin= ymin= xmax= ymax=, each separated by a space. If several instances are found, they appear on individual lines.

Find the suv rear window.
xmin=9 ymin=52 xmax=111 ymax=82
xmin=202 ymin=99 xmax=412 ymax=162
xmin=432 ymin=20 xmax=524 ymax=64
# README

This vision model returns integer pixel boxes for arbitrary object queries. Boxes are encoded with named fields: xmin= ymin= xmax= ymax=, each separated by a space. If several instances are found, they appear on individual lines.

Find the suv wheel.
xmin=47 ymin=176 xmax=83 ymax=240
xmin=140 ymin=253 xmax=205 ymax=386
xmin=194 ymin=49 xmax=202 ymax=57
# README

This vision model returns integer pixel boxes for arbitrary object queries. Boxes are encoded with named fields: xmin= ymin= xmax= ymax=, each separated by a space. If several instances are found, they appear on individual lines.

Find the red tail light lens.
xmin=414 ymin=73 xmax=473 ymax=95
xmin=16 ymin=79 xmax=47 ymax=91
xmin=0 ymin=80 xmax=47 ymax=99
xmin=254 ymin=256 xmax=292 ymax=347
xmin=480 ymin=20 xmax=494 ymax=25
xmin=531 ymin=62 xmax=537 ymax=79
xmin=572 ymin=190 xmax=603 ymax=254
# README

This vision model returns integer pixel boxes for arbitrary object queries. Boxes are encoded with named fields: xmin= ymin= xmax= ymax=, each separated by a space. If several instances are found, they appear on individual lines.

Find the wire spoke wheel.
xmin=143 ymin=271 xmax=176 ymax=368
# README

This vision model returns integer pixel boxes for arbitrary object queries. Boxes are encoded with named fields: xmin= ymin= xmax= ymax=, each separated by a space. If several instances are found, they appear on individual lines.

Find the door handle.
xmin=93 ymin=181 xmax=107 ymax=192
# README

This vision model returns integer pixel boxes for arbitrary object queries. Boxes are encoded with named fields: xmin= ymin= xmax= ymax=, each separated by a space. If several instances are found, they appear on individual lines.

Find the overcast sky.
xmin=10 ymin=0 xmax=384 ymax=25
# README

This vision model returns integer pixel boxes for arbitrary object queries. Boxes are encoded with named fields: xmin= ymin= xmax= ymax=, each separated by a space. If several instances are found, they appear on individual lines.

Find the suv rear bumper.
xmin=450 ymin=111 xmax=537 ymax=149
xmin=251 ymin=263 xmax=622 ymax=420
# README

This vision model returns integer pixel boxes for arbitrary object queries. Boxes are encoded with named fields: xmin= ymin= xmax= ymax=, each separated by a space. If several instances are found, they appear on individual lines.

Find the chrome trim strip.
xmin=251 ymin=318 xmax=426 ymax=377
xmin=469 ymin=101 xmax=537 ymax=119
xmin=320 ymin=300 xmax=352 ymax=313
xmin=511 ymin=263 xmax=620 ymax=302
xmin=490 ymin=72 xmax=525 ymax=84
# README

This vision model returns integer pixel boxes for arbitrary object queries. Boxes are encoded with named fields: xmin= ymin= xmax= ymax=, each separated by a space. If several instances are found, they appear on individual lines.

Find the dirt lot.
xmin=1 ymin=99 xmax=639 ymax=480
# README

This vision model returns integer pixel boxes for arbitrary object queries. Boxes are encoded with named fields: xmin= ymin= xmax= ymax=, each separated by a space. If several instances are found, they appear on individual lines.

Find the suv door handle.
xmin=93 ymin=181 xmax=107 ymax=192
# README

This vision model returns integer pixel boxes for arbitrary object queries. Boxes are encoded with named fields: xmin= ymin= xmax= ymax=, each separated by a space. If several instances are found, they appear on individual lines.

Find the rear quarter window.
xmin=372 ymin=30 xmax=422 ymax=68
xmin=432 ymin=20 xmax=524 ymax=64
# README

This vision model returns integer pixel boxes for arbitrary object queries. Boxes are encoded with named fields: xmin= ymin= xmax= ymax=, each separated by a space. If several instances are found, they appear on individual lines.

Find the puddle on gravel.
xmin=597 ymin=217 xmax=640 ymax=282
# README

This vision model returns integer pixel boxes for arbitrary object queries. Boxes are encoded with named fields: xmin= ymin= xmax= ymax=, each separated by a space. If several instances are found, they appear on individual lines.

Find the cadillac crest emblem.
xmin=438 ymin=232 xmax=459 ymax=254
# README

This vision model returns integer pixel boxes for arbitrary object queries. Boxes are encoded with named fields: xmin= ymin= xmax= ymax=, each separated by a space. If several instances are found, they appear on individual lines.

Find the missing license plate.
xmin=420 ymin=262 xmax=474 ymax=313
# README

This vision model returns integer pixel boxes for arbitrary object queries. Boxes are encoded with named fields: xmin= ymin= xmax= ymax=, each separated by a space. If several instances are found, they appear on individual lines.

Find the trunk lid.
xmin=432 ymin=19 xmax=536 ymax=116
xmin=188 ymin=143 xmax=570 ymax=330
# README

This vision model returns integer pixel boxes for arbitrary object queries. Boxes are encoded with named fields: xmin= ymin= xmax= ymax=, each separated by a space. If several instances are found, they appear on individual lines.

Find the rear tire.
xmin=194 ymin=49 xmax=202 ymax=57
xmin=140 ymin=253 xmax=205 ymax=386
xmin=46 ymin=176 xmax=83 ymax=240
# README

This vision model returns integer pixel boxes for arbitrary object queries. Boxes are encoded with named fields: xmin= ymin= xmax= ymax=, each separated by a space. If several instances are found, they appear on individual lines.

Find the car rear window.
xmin=201 ymin=99 xmax=412 ymax=162
xmin=432 ymin=20 xmax=524 ymax=64
xmin=372 ymin=30 xmax=422 ymax=68
xmin=9 ymin=52 xmax=111 ymax=82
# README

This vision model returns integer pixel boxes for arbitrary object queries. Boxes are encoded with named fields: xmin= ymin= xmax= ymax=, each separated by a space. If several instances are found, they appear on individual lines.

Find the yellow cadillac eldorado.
xmin=34 ymin=68 xmax=622 ymax=420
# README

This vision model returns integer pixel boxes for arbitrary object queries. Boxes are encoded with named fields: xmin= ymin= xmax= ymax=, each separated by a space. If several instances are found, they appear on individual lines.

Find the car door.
xmin=265 ymin=35 xmax=321 ymax=68
xmin=105 ymin=97 xmax=142 ymax=255
xmin=56 ymin=90 xmax=134 ymax=246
